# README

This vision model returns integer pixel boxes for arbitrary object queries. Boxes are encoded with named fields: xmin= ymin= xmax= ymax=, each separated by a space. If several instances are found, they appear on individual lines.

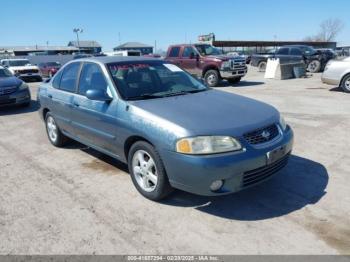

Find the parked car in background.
xmin=38 ymin=62 xmax=61 ymax=78
xmin=105 ymin=50 xmax=141 ymax=57
xmin=165 ymin=44 xmax=247 ymax=87
xmin=38 ymin=56 xmax=293 ymax=200
xmin=0 ymin=66 xmax=31 ymax=107
xmin=322 ymin=58 xmax=350 ymax=93
xmin=0 ymin=59 xmax=42 ymax=82
xmin=251 ymin=45 xmax=334 ymax=73
xmin=73 ymin=53 xmax=93 ymax=60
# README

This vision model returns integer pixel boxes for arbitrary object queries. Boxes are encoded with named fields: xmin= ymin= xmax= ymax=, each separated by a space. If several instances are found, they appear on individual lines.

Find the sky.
xmin=1 ymin=0 xmax=350 ymax=51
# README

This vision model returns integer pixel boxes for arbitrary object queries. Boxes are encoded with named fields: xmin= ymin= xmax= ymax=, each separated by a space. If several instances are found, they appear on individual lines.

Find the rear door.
xmin=46 ymin=62 xmax=81 ymax=136
xmin=275 ymin=47 xmax=291 ymax=63
xmin=71 ymin=62 xmax=120 ymax=154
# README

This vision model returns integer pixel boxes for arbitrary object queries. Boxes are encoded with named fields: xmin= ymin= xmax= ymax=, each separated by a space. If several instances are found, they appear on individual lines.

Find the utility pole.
xmin=154 ymin=40 xmax=157 ymax=54
xmin=73 ymin=28 xmax=83 ymax=52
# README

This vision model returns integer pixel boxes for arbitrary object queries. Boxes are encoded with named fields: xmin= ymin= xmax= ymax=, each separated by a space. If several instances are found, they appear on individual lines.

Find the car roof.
xmin=75 ymin=56 xmax=162 ymax=64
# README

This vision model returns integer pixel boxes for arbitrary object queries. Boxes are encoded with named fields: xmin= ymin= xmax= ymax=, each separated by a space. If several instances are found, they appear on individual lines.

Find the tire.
xmin=204 ymin=69 xmax=220 ymax=87
xmin=45 ymin=112 xmax=69 ymax=147
xmin=227 ymin=77 xmax=241 ymax=84
xmin=258 ymin=61 xmax=267 ymax=72
xmin=341 ymin=74 xmax=350 ymax=93
xmin=128 ymin=141 xmax=173 ymax=201
xmin=307 ymin=60 xmax=321 ymax=73
xmin=36 ymin=76 xmax=43 ymax=82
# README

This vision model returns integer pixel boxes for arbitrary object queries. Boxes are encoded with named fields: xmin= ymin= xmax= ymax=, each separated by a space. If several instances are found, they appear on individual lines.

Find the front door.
xmin=180 ymin=46 xmax=201 ymax=76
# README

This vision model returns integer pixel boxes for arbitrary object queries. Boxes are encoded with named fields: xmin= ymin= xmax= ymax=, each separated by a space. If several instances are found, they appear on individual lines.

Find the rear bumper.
xmin=160 ymin=126 xmax=294 ymax=196
xmin=0 ymin=89 xmax=31 ymax=107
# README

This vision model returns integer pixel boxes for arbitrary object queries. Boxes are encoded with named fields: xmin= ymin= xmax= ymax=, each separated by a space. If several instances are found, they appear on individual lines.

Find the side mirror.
xmin=86 ymin=89 xmax=113 ymax=102
xmin=189 ymin=52 xmax=195 ymax=59
xmin=195 ymin=54 xmax=200 ymax=61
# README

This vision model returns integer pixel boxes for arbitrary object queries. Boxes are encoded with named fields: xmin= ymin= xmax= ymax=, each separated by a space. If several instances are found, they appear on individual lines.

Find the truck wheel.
xmin=258 ymin=61 xmax=267 ymax=72
xmin=128 ymin=141 xmax=173 ymax=201
xmin=307 ymin=60 xmax=321 ymax=73
xmin=340 ymin=74 xmax=350 ymax=93
xmin=227 ymin=77 xmax=241 ymax=84
xmin=204 ymin=70 xmax=220 ymax=87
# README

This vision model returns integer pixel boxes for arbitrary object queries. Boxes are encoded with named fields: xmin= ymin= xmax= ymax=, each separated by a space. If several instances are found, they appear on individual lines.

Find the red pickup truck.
xmin=165 ymin=43 xmax=247 ymax=87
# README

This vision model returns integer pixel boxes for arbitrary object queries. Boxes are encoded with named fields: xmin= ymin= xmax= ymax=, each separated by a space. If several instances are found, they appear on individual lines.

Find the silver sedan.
xmin=322 ymin=57 xmax=350 ymax=93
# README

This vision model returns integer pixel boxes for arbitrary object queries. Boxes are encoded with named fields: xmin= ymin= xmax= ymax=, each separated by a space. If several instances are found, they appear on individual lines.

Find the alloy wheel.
xmin=46 ymin=116 xmax=58 ymax=143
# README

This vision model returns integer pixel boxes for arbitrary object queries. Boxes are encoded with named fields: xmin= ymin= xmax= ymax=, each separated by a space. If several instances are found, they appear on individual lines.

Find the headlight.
xmin=176 ymin=136 xmax=242 ymax=155
xmin=18 ymin=82 xmax=28 ymax=90
xmin=279 ymin=115 xmax=287 ymax=131
xmin=221 ymin=61 xmax=231 ymax=70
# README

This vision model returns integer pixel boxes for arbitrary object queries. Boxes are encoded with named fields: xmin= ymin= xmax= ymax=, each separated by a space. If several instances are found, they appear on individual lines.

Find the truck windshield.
xmin=107 ymin=61 xmax=208 ymax=100
xmin=195 ymin=45 xmax=222 ymax=56
xmin=9 ymin=60 xmax=30 ymax=67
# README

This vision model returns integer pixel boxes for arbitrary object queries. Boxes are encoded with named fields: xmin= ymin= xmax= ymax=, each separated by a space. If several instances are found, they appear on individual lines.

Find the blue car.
xmin=38 ymin=57 xmax=293 ymax=200
xmin=0 ymin=66 xmax=31 ymax=107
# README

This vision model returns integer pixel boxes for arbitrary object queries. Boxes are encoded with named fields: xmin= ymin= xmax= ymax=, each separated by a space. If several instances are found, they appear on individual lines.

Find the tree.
xmin=304 ymin=18 xmax=344 ymax=42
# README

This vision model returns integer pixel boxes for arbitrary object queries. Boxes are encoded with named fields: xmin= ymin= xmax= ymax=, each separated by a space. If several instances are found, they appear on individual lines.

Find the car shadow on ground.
xmin=0 ymin=100 xmax=40 ymax=116
xmin=219 ymin=80 xmax=265 ymax=88
xmin=160 ymin=155 xmax=328 ymax=220
xmin=329 ymin=86 xmax=344 ymax=92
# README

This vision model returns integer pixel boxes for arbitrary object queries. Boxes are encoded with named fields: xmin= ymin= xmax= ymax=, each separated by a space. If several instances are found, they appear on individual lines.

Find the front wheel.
xmin=307 ymin=60 xmax=321 ymax=73
xmin=204 ymin=69 xmax=220 ymax=87
xmin=341 ymin=74 xmax=350 ymax=93
xmin=128 ymin=141 xmax=173 ymax=201
xmin=227 ymin=77 xmax=241 ymax=84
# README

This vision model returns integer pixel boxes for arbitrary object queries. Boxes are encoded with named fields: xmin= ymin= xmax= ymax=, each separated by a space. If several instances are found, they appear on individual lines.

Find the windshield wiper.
xmin=127 ymin=94 xmax=164 ymax=100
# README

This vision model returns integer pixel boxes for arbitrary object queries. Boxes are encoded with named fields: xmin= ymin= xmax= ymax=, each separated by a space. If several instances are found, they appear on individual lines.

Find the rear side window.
xmin=290 ymin=48 xmax=302 ymax=55
xmin=59 ymin=62 xmax=81 ymax=92
xmin=168 ymin=47 xmax=180 ymax=57
xmin=276 ymin=48 xmax=289 ymax=55
xmin=78 ymin=63 xmax=108 ymax=96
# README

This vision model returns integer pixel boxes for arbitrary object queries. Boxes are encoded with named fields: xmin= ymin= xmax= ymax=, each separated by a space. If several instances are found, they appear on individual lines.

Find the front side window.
xmin=168 ymin=47 xmax=180 ymax=57
xmin=107 ymin=61 xmax=208 ymax=100
xmin=276 ymin=48 xmax=289 ymax=55
xmin=182 ymin=47 xmax=196 ymax=58
xmin=78 ymin=63 xmax=108 ymax=96
xmin=59 ymin=62 xmax=81 ymax=92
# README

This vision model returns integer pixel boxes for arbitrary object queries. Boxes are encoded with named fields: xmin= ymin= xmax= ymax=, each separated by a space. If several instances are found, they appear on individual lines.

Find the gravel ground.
xmin=0 ymin=67 xmax=349 ymax=255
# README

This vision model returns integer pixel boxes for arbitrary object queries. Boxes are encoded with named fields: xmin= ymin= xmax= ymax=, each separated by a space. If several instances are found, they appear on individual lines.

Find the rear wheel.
xmin=307 ymin=60 xmax=321 ymax=73
xmin=227 ymin=77 xmax=241 ymax=84
xmin=258 ymin=61 xmax=267 ymax=72
xmin=204 ymin=69 xmax=220 ymax=87
xmin=45 ymin=113 xmax=69 ymax=147
xmin=128 ymin=141 xmax=173 ymax=201
xmin=341 ymin=74 xmax=350 ymax=93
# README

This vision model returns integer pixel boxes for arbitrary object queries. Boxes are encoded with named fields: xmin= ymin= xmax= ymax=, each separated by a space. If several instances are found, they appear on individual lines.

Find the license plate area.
xmin=266 ymin=145 xmax=287 ymax=165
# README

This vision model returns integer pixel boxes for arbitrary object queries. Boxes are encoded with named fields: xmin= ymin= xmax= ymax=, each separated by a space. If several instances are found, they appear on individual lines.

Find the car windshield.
xmin=0 ymin=68 xmax=13 ymax=77
xmin=195 ymin=45 xmax=222 ymax=56
xmin=9 ymin=60 xmax=30 ymax=67
xmin=107 ymin=61 xmax=208 ymax=100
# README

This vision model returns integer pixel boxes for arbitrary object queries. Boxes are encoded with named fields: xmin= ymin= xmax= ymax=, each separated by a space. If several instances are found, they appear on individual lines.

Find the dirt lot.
xmin=0 ymin=67 xmax=349 ymax=255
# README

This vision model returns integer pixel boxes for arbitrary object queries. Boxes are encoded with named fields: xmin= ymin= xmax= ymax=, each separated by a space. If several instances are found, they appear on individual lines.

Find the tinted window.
xmin=60 ymin=62 xmax=80 ymax=92
xmin=277 ymin=48 xmax=289 ymax=55
xmin=182 ymin=47 xmax=195 ymax=58
xmin=290 ymin=48 xmax=302 ymax=56
xmin=78 ymin=63 xmax=108 ymax=96
xmin=52 ymin=70 xmax=63 ymax=89
xmin=168 ymin=47 xmax=180 ymax=57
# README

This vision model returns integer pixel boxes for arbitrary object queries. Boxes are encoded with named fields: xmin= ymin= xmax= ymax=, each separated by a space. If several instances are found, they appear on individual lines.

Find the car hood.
xmin=130 ymin=89 xmax=280 ymax=137
xmin=0 ymin=76 xmax=22 ymax=88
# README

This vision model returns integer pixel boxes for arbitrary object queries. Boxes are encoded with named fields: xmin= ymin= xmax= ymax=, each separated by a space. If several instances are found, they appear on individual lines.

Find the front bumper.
xmin=160 ymin=126 xmax=294 ymax=196
xmin=0 ymin=89 xmax=31 ymax=107
xmin=220 ymin=68 xmax=248 ymax=79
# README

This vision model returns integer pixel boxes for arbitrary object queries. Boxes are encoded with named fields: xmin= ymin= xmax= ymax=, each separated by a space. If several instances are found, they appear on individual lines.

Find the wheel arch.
xmin=124 ymin=135 xmax=154 ymax=161
xmin=202 ymin=64 xmax=219 ymax=77
xmin=340 ymin=72 xmax=350 ymax=87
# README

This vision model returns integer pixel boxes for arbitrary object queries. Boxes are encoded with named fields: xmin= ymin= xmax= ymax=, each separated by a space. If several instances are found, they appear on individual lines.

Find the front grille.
xmin=18 ymin=69 xmax=39 ymax=74
xmin=0 ymin=98 xmax=16 ymax=105
xmin=242 ymin=153 xmax=290 ymax=187
xmin=231 ymin=59 xmax=247 ymax=70
xmin=243 ymin=124 xmax=280 ymax=145
xmin=0 ymin=87 xmax=17 ymax=96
